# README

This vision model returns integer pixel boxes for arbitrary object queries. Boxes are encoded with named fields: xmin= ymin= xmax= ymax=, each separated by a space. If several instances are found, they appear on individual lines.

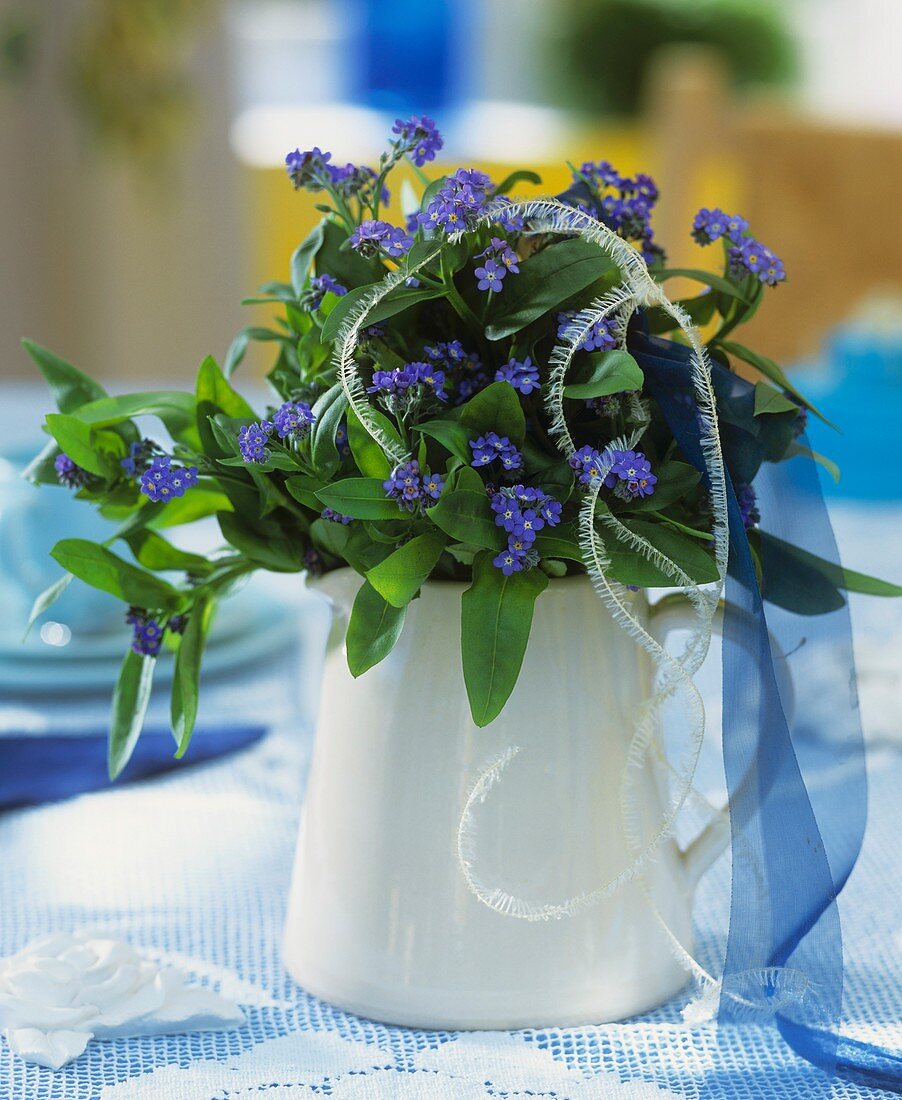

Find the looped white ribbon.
xmin=330 ymin=197 xmax=810 ymax=1016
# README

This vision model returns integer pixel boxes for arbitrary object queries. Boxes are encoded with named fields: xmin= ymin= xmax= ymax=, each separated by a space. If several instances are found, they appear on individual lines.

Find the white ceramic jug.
xmin=283 ymin=569 xmax=728 ymax=1028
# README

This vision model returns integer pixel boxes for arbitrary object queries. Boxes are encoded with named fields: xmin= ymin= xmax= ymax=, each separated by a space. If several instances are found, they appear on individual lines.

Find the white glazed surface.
xmin=284 ymin=571 xmax=702 ymax=1029
xmin=0 ymin=933 xmax=244 ymax=1068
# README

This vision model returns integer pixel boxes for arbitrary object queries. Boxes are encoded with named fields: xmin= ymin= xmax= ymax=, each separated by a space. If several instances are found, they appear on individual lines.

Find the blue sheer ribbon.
xmin=631 ymin=328 xmax=902 ymax=1092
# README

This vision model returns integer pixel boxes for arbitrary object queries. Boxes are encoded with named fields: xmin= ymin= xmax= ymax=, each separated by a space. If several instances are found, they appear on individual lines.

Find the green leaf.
xmin=23 ymin=573 xmax=74 ymax=640
xmin=414 ymin=419 xmax=475 ymax=464
xmin=320 ymin=279 xmax=444 ymax=345
xmin=21 ymin=439 xmax=61 ymax=486
xmin=656 ymin=268 xmax=753 ymax=305
xmin=23 ymin=338 xmax=108 ymax=412
xmin=717 ymin=340 xmax=837 ymax=430
xmin=459 ymin=380 xmax=526 ymax=444
xmin=217 ymin=511 xmax=304 ymax=571
xmin=224 ymin=330 xmax=250 ymax=378
xmin=196 ymin=356 xmax=256 ymax=434
xmin=291 ymin=220 xmax=326 ymax=294
xmin=563 ymin=350 xmax=644 ymax=400
xmin=319 ymin=285 xmax=370 ymax=345
xmin=346 ymin=579 xmax=407 ymax=676
xmin=50 ymin=538 xmax=182 ymax=608
xmin=533 ymin=523 xmax=584 ymax=563
xmin=124 ymin=530 xmax=214 ymax=574
xmin=218 ymin=452 xmax=301 ymax=473
xmin=149 ymin=488 xmax=233 ymax=528
xmin=455 ymin=465 xmax=489 ymax=494
xmin=171 ymin=595 xmax=214 ymax=757
xmin=645 ymin=293 xmax=719 ymax=334
xmin=485 ymin=239 xmax=619 ymax=340
xmin=604 ymin=519 xmax=720 ymax=587
xmin=625 ymin=460 xmax=701 ymax=512
xmin=404 ymin=237 xmax=445 ymax=271
xmin=427 ymin=490 xmax=504 ymax=550
xmin=316 ymin=478 xmax=402 ymax=520
xmin=533 ymin=460 xmax=575 ymax=502
xmin=492 ymin=170 xmax=542 ymax=195
xmin=786 ymin=442 xmax=840 ymax=484
xmin=310 ymin=516 xmax=352 ymax=561
xmin=224 ymin=327 xmax=289 ymax=378
xmin=76 ymin=392 xmax=201 ymax=448
xmin=316 ymin=218 xmax=384 ymax=289
xmin=461 ymin=552 xmax=549 ymax=726
xmin=758 ymin=532 xmax=902 ymax=600
xmin=753 ymin=381 xmax=799 ymax=416
xmin=366 ymin=531 xmax=447 ymax=607
xmin=420 ymin=175 xmax=448 ymax=212
xmin=346 ymin=406 xmax=403 ymax=478
xmin=108 ymin=650 xmax=156 ymax=780
xmin=752 ymin=531 xmax=845 ymax=615
xmin=43 ymin=413 xmax=119 ymax=478
xmin=285 ymin=474 xmax=330 ymax=510
xmin=310 ymin=383 xmax=349 ymax=475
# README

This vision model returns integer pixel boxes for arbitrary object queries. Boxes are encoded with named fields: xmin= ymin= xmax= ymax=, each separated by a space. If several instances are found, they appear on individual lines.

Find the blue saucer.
xmin=0 ymin=580 xmax=302 ymax=694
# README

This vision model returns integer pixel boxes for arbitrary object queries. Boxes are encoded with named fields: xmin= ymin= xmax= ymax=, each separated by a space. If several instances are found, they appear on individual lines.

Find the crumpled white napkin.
xmin=0 ymin=932 xmax=244 ymax=1068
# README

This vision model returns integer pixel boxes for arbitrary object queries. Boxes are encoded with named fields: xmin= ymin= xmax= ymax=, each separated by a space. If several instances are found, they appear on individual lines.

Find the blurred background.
xmin=3 ymin=0 xmax=902 ymax=488
xmin=0 ymin=0 xmax=900 ymax=774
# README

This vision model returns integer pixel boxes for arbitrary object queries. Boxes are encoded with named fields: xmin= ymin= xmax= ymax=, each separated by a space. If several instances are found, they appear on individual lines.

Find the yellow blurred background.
xmin=2 ymin=0 xmax=901 ymax=387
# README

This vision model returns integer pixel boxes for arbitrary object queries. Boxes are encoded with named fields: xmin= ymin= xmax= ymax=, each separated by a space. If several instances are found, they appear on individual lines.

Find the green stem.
xmin=708 ymin=277 xmax=763 ymax=350
xmin=647 ymin=510 xmax=713 ymax=541
xmin=440 ymin=255 xmax=482 ymax=335
xmin=408 ymin=159 xmax=432 ymax=188
xmin=371 ymin=149 xmax=406 ymax=221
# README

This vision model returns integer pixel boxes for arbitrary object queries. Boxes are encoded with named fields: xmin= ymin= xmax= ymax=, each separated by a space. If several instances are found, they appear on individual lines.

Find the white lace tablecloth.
xmin=0 ymin=505 xmax=899 ymax=1100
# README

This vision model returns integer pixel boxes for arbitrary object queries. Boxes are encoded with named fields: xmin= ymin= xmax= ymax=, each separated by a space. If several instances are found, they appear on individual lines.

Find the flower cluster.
xmin=368 ymin=361 xmax=446 ymax=404
xmin=272 ymin=400 xmax=315 ymax=440
xmin=692 ymin=207 xmax=786 ymax=287
xmin=557 ymin=311 xmax=618 ymax=354
xmin=469 ymin=433 xmax=522 ymax=471
xmin=490 ymin=485 xmax=563 ymax=575
xmin=328 ymin=163 xmax=389 ymax=205
xmin=238 ymin=401 xmax=316 ymax=462
xmin=238 ymin=422 xmax=272 ymax=464
xmin=419 ymin=168 xmax=494 ymax=234
xmin=350 ymin=219 xmax=413 ymax=259
xmin=737 ymin=483 xmax=760 ymax=530
xmin=586 ymin=393 xmax=631 ymax=417
xmin=321 ymin=507 xmax=352 ymax=525
xmin=391 ymin=115 xmax=443 ymax=167
xmin=424 ymin=340 xmax=471 ymax=370
xmin=121 ymin=439 xmax=158 ymax=477
xmin=691 ymin=208 xmax=749 ymax=246
xmin=126 ymin=608 xmax=165 ymax=657
xmin=139 ymin=457 xmax=198 ymax=503
xmin=575 ymin=161 xmax=663 ymax=264
xmin=383 ymin=460 xmax=444 ymax=513
xmin=302 ymin=273 xmax=347 ymax=311
xmin=569 ymin=446 xmax=657 ymax=499
xmin=54 ymin=453 xmax=89 ymax=489
xmin=424 ymin=341 xmax=488 ymax=403
xmin=495 ymin=356 xmax=540 ymax=395
xmin=474 ymin=237 xmax=519 ymax=294
xmin=285 ymin=147 xmax=333 ymax=191
xmin=728 ymin=239 xmax=786 ymax=288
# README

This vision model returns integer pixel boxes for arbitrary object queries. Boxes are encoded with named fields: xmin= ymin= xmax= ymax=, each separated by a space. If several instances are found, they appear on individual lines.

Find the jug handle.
xmin=647 ymin=594 xmax=795 ymax=889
